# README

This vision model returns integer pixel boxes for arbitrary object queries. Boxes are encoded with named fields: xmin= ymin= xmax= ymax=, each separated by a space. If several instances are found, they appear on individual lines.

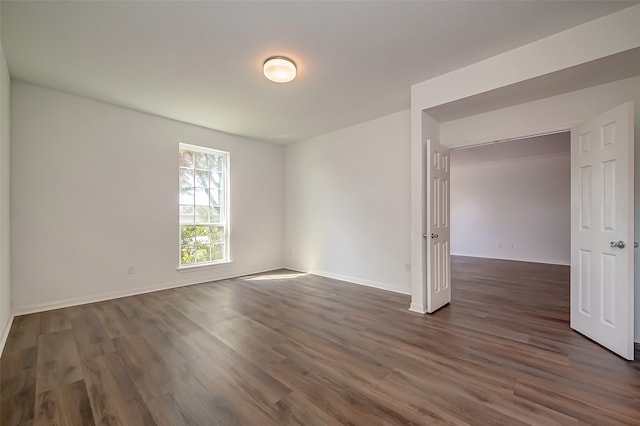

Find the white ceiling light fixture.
xmin=263 ymin=56 xmax=297 ymax=83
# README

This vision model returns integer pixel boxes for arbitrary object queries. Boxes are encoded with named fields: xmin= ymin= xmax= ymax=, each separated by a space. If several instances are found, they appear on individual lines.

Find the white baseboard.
xmin=0 ymin=313 xmax=14 ymax=356
xmin=409 ymin=303 xmax=427 ymax=314
xmin=451 ymin=253 xmax=570 ymax=266
xmin=306 ymin=269 xmax=411 ymax=295
xmin=13 ymin=267 xmax=282 ymax=316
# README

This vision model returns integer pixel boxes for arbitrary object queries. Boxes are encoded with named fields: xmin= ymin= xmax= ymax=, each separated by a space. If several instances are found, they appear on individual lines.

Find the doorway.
xmin=415 ymin=102 xmax=636 ymax=360
xmin=446 ymin=132 xmax=573 ymax=343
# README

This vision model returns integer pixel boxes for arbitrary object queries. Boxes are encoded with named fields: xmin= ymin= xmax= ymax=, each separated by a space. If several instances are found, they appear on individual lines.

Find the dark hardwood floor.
xmin=2 ymin=256 xmax=640 ymax=425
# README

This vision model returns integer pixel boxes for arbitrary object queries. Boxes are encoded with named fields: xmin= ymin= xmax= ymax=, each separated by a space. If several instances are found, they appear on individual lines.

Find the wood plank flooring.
xmin=2 ymin=256 xmax=640 ymax=425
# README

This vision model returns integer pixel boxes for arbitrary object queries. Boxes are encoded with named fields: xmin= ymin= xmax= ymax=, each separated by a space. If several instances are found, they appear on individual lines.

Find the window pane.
xmin=179 ymin=205 xmax=194 ymax=223
xmin=179 ymin=188 xmax=194 ymax=205
xmin=210 ymin=207 xmax=221 ymax=223
xmin=194 ymin=188 xmax=209 ymax=206
xmin=181 ymin=245 xmax=195 ymax=264
xmin=179 ymin=167 xmax=194 ymax=189
xmin=211 ymin=244 xmax=223 ymax=261
xmin=195 ymin=206 xmax=209 ymax=223
xmin=195 ymin=225 xmax=210 ymax=243
xmin=208 ymin=155 xmax=223 ymax=172
xmin=210 ymin=172 xmax=223 ymax=187
xmin=195 ymin=153 xmax=208 ymax=170
xmin=195 ymin=244 xmax=210 ymax=263
xmin=211 ymin=226 xmax=224 ymax=244
xmin=195 ymin=170 xmax=209 ymax=188
xmin=179 ymin=151 xmax=194 ymax=168
xmin=209 ymin=189 xmax=222 ymax=206
xmin=180 ymin=226 xmax=196 ymax=245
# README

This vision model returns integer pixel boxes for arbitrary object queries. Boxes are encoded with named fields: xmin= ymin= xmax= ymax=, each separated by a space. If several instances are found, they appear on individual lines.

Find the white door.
xmin=426 ymin=139 xmax=451 ymax=313
xmin=571 ymin=102 xmax=635 ymax=360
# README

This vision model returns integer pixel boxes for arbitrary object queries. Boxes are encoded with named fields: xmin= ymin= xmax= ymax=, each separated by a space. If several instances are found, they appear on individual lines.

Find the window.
xmin=178 ymin=144 xmax=229 ymax=266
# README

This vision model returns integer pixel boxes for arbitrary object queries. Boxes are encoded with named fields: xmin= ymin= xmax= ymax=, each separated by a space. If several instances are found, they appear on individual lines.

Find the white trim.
xmin=178 ymin=142 xmax=228 ymax=157
xmin=448 ymin=129 xmax=571 ymax=151
xmin=177 ymin=260 xmax=232 ymax=271
xmin=12 ymin=267 xmax=279 ymax=316
xmin=409 ymin=303 xmax=427 ymax=314
xmin=0 ymin=313 xmax=14 ymax=356
xmin=446 ymin=125 xmax=575 ymax=151
xmin=450 ymin=253 xmax=570 ymax=267
xmin=307 ymin=269 xmax=411 ymax=295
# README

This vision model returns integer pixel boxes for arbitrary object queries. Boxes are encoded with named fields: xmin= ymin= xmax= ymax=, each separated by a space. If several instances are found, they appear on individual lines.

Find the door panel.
xmin=427 ymin=139 xmax=451 ymax=313
xmin=570 ymin=102 xmax=634 ymax=360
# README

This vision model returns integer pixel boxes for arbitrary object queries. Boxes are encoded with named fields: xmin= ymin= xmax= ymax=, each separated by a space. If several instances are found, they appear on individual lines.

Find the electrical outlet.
xmin=404 ymin=263 xmax=411 ymax=272
xmin=497 ymin=242 xmax=502 ymax=249
xmin=510 ymin=243 xmax=514 ymax=249
xmin=127 ymin=265 xmax=135 ymax=275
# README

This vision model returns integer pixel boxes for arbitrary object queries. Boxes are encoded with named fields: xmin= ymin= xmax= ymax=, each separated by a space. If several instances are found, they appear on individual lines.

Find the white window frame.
xmin=177 ymin=143 xmax=230 ymax=269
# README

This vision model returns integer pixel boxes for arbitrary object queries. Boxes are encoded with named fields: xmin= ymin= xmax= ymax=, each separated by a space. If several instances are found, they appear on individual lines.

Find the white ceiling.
xmin=2 ymin=1 xmax=637 ymax=144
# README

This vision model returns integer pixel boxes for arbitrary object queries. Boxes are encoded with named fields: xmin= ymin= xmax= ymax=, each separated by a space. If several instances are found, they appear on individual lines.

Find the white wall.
xmin=284 ymin=110 xmax=411 ymax=294
xmin=0 ymin=30 xmax=12 ymax=349
xmin=451 ymin=133 xmax=570 ymax=265
xmin=11 ymin=82 xmax=283 ymax=312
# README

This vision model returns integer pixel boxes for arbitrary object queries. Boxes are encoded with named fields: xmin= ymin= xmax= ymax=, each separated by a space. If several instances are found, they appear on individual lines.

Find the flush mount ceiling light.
xmin=263 ymin=56 xmax=297 ymax=83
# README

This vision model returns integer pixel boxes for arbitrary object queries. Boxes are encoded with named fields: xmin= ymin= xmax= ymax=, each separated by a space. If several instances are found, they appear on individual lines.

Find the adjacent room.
xmin=451 ymin=133 xmax=571 ymax=266
xmin=1 ymin=1 xmax=640 ymax=425
xmin=447 ymin=133 xmax=572 ymax=356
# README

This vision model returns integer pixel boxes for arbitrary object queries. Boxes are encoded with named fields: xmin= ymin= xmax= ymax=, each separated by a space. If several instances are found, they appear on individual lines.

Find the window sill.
xmin=177 ymin=260 xmax=232 ymax=272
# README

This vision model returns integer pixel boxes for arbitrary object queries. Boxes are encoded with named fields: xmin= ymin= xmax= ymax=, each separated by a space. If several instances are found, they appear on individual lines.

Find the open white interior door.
xmin=571 ymin=102 xmax=635 ymax=360
xmin=426 ymin=139 xmax=451 ymax=313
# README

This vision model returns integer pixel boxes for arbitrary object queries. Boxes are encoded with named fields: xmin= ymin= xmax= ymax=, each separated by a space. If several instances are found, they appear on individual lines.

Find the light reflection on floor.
xmin=242 ymin=271 xmax=308 ymax=281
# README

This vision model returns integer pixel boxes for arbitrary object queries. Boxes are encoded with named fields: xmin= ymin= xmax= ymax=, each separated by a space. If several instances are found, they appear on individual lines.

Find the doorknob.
xmin=422 ymin=233 xmax=439 ymax=239
xmin=610 ymin=241 xmax=626 ymax=249
xmin=635 ymin=242 xmax=639 ymax=249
